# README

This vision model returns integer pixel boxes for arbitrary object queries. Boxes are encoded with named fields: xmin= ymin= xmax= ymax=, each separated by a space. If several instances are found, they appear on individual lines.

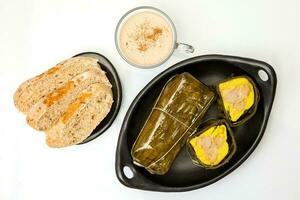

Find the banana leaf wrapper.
xmin=131 ymin=72 xmax=215 ymax=175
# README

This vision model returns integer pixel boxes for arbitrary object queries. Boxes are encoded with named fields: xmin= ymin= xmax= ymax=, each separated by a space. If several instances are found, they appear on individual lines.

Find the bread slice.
xmin=14 ymin=57 xmax=100 ymax=113
xmin=45 ymin=83 xmax=113 ymax=148
xmin=26 ymin=67 xmax=111 ymax=131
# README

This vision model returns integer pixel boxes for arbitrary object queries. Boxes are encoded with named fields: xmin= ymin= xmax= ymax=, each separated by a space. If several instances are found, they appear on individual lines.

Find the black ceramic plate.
xmin=115 ymin=55 xmax=276 ymax=192
xmin=73 ymin=52 xmax=122 ymax=144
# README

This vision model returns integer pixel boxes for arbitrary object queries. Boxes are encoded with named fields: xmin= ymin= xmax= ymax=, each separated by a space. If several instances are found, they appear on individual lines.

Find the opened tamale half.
xmin=131 ymin=72 xmax=215 ymax=175
xmin=216 ymin=76 xmax=260 ymax=127
xmin=187 ymin=119 xmax=237 ymax=169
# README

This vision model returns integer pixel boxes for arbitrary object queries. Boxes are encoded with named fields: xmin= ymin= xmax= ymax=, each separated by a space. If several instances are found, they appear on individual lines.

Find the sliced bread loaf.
xmin=45 ymin=82 xmax=113 ymax=148
xmin=14 ymin=57 xmax=100 ymax=113
xmin=26 ymin=67 xmax=111 ymax=131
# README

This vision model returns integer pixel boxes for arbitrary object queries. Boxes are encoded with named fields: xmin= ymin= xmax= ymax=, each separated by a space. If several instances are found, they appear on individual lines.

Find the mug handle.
xmin=175 ymin=42 xmax=195 ymax=53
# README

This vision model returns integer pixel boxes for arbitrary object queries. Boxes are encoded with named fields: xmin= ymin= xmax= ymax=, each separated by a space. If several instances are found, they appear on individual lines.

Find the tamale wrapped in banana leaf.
xmin=131 ymin=72 xmax=215 ymax=175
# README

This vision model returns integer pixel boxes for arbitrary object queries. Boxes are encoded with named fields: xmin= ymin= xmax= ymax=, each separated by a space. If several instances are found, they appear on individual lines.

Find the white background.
xmin=0 ymin=0 xmax=299 ymax=199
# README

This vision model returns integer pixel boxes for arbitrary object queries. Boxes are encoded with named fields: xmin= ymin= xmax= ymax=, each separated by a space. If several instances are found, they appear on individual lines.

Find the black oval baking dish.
xmin=115 ymin=54 xmax=276 ymax=192
xmin=73 ymin=52 xmax=122 ymax=144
